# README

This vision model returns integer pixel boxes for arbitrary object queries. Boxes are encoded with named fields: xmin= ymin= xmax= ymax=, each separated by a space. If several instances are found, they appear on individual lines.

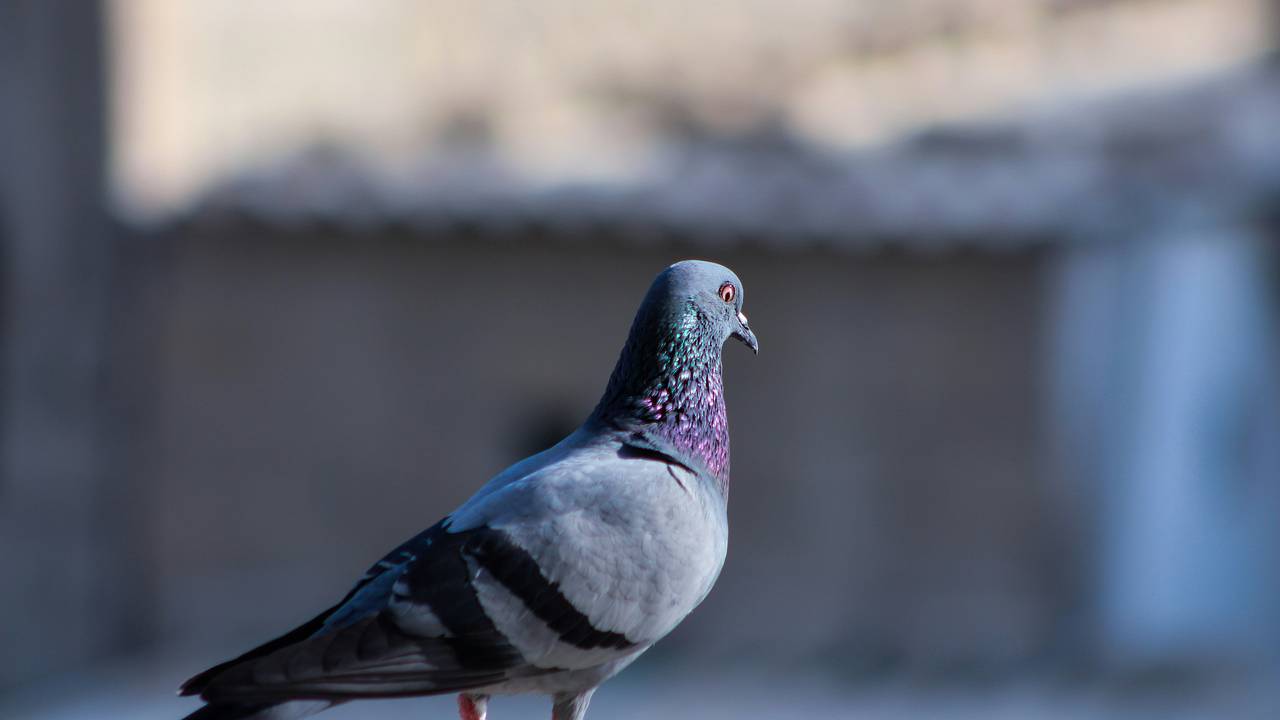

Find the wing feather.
xmin=183 ymin=521 xmax=542 ymax=702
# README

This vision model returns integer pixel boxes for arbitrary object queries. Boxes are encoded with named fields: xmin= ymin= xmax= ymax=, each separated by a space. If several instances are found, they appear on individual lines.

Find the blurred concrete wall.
xmin=3 ymin=0 xmax=1278 ymax=694
xmin=124 ymin=229 xmax=1051 ymax=672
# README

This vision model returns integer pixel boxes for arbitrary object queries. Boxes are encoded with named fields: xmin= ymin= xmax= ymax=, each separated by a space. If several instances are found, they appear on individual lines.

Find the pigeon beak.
xmin=733 ymin=311 xmax=759 ymax=355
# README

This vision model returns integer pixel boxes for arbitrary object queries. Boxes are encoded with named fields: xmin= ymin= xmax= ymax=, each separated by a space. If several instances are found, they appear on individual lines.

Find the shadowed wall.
xmin=125 ymin=229 xmax=1048 ymax=671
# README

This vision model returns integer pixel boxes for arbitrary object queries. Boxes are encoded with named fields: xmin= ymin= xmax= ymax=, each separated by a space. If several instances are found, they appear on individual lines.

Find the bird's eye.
xmin=718 ymin=283 xmax=736 ymax=303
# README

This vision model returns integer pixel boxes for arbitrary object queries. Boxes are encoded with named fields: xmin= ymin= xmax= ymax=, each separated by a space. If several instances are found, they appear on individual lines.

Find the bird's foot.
xmin=458 ymin=693 xmax=489 ymax=720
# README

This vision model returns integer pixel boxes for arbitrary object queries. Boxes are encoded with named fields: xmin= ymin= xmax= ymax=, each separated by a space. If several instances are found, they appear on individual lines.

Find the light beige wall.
xmin=108 ymin=0 xmax=1275 ymax=215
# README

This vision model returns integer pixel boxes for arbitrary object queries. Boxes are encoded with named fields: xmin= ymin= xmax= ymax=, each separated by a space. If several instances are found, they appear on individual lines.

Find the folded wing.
xmin=181 ymin=521 xmax=544 ymax=702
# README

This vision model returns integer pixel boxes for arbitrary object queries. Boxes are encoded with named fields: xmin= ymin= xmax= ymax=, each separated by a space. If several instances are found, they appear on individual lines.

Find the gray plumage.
xmin=178 ymin=260 xmax=757 ymax=720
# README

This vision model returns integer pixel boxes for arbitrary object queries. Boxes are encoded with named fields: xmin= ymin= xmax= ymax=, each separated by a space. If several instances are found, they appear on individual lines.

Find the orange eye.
xmin=718 ymin=283 xmax=736 ymax=303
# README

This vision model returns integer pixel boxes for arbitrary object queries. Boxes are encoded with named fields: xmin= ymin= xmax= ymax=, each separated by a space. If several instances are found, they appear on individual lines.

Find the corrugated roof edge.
xmin=152 ymin=60 xmax=1280 ymax=254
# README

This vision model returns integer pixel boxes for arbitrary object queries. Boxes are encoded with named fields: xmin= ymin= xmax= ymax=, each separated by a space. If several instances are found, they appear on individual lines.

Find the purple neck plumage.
xmin=592 ymin=300 xmax=731 ymax=494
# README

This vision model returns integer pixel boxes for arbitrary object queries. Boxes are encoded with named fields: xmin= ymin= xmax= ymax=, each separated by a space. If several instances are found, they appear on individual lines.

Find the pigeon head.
xmin=592 ymin=260 xmax=756 ymax=491
xmin=638 ymin=260 xmax=758 ymax=356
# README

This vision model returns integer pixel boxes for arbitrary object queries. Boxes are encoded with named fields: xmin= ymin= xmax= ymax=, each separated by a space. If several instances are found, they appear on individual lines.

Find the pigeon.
xmin=178 ymin=260 xmax=758 ymax=720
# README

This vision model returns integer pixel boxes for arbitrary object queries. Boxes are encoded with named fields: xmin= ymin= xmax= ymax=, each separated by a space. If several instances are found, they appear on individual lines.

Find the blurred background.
xmin=2 ymin=1 xmax=1279 ymax=718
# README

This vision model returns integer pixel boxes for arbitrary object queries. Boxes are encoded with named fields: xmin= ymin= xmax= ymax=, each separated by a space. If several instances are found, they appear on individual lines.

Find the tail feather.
xmin=181 ymin=700 xmax=335 ymax=720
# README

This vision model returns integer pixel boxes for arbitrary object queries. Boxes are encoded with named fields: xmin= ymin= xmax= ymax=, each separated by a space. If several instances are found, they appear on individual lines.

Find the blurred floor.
xmin=3 ymin=653 xmax=1276 ymax=720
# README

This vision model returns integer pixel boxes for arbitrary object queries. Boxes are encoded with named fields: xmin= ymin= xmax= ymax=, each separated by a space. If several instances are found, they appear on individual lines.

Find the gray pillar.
xmin=1046 ymin=227 xmax=1279 ymax=670
xmin=0 ymin=0 xmax=118 ymax=685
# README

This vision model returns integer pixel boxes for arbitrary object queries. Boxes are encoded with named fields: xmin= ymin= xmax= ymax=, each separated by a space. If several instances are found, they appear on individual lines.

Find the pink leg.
xmin=458 ymin=693 xmax=488 ymax=720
